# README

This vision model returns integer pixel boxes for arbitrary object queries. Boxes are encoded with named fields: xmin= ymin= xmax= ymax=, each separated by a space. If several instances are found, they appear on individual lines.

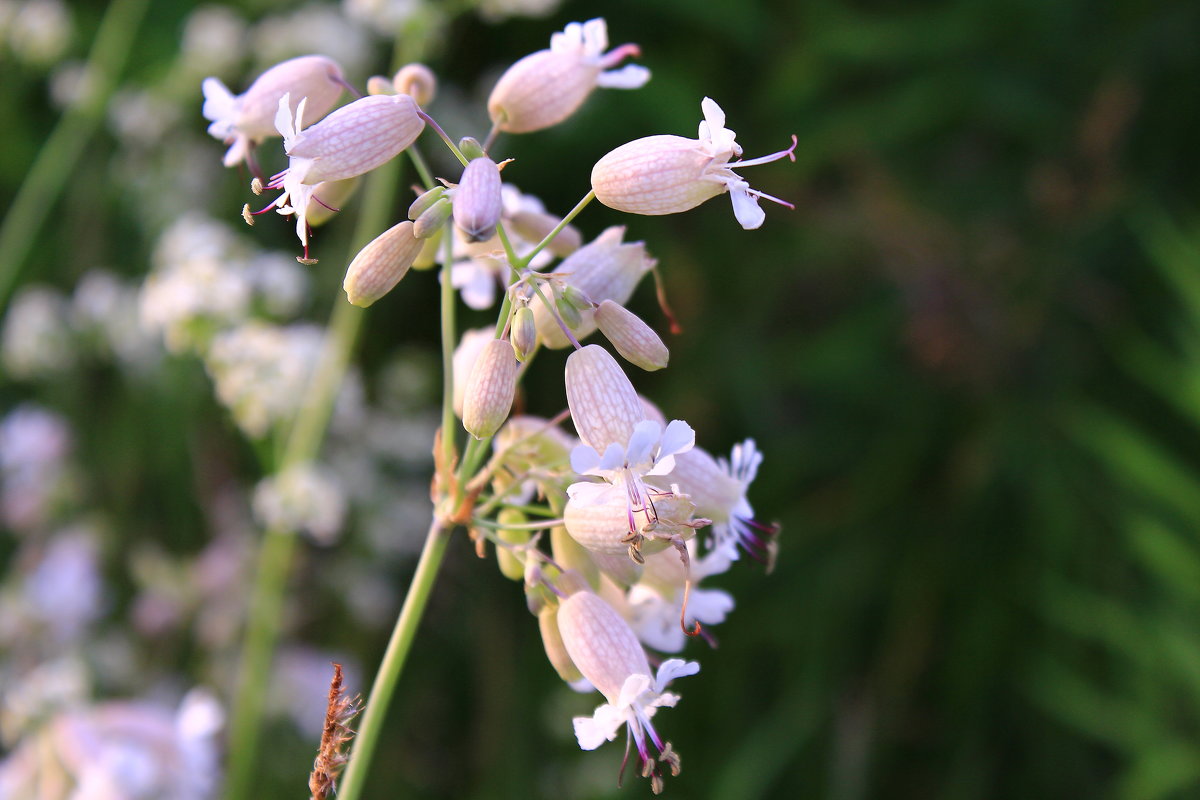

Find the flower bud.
xmin=594 ymin=300 xmax=668 ymax=371
xmin=564 ymin=344 xmax=645 ymax=452
xmin=342 ymin=221 xmax=422 ymax=307
xmin=413 ymin=197 xmax=453 ymax=239
xmin=540 ymin=605 xmax=584 ymax=683
xmin=408 ymin=185 xmax=447 ymax=220
xmin=554 ymin=291 xmax=583 ymax=329
xmin=510 ymin=305 xmax=537 ymax=361
xmin=487 ymin=19 xmax=649 ymax=134
xmin=496 ymin=507 xmax=529 ymax=581
xmin=412 ymin=228 xmax=442 ymax=270
xmin=551 ymin=525 xmax=599 ymax=587
xmin=392 ymin=63 xmax=437 ymax=106
xmin=532 ymin=227 xmax=654 ymax=349
xmin=366 ymin=75 xmax=394 ymax=95
xmin=454 ymin=157 xmax=503 ymax=243
xmin=452 ymin=327 xmax=494 ymax=417
xmin=462 ymin=338 xmax=518 ymax=439
xmin=458 ymin=137 xmax=486 ymax=161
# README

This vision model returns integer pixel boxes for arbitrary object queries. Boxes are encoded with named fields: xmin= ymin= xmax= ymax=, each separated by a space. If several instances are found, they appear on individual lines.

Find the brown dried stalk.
xmin=308 ymin=662 xmax=362 ymax=800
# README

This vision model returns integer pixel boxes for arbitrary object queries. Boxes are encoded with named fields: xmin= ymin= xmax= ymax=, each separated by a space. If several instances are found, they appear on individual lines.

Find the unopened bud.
xmin=366 ymin=75 xmax=395 ymax=95
xmin=409 ymin=185 xmax=447 ymax=220
xmin=510 ymin=305 xmax=537 ymax=361
xmin=532 ymin=226 xmax=655 ymax=349
xmin=412 ymin=228 xmax=441 ymax=270
xmin=539 ymin=606 xmax=583 ymax=683
xmin=462 ymin=338 xmax=518 ymax=439
xmin=343 ymin=220 xmax=422 ymax=307
xmin=496 ymin=507 xmax=530 ymax=581
xmin=555 ymin=291 xmax=583 ymax=329
xmin=458 ymin=137 xmax=486 ymax=161
xmin=560 ymin=284 xmax=591 ymax=310
xmin=551 ymin=526 xmax=599 ymax=588
xmin=413 ymin=197 xmax=453 ymax=239
xmin=393 ymin=63 xmax=436 ymax=106
xmin=594 ymin=300 xmax=668 ymax=371
xmin=454 ymin=157 xmax=502 ymax=243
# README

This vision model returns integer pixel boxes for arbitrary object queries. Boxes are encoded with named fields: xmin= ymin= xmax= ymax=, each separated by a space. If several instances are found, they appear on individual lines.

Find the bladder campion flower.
xmin=591 ymin=97 xmax=798 ymax=230
xmin=265 ymin=93 xmax=425 ymax=259
xmin=487 ymin=18 xmax=649 ymax=134
xmin=202 ymin=55 xmax=346 ymax=168
xmin=557 ymin=589 xmax=698 ymax=794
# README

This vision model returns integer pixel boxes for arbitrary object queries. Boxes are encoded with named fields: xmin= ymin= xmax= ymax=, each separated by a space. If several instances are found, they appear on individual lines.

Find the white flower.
xmin=591 ymin=97 xmax=797 ymax=230
xmin=650 ymin=439 xmax=779 ymax=567
xmin=202 ymin=55 xmax=345 ymax=167
xmin=487 ymin=18 xmax=649 ymax=134
xmin=627 ymin=541 xmax=734 ymax=653
xmin=252 ymin=463 xmax=346 ymax=544
xmin=557 ymin=589 xmax=695 ymax=791
xmin=265 ymin=92 xmax=425 ymax=257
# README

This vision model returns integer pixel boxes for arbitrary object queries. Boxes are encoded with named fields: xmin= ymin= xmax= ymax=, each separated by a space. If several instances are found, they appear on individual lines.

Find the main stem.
xmin=334 ymin=518 xmax=452 ymax=800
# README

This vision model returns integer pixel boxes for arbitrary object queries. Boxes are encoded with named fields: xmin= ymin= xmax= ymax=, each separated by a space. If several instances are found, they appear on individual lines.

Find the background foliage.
xmin=3 ymin=0 xmax=1200 ymax=798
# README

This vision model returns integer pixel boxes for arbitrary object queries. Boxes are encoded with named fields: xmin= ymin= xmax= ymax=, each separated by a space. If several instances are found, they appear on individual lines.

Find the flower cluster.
xmin=192 ymin=14 xmax=791 ymax=795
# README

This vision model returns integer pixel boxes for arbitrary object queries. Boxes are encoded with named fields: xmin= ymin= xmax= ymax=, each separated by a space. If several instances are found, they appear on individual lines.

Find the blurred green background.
xmin=4 ymin=0 xmax=1200 ymax=797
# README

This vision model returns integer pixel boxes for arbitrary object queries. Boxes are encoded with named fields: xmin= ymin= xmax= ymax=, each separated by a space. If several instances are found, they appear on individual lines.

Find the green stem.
xmin=0 ymin=0 xmax=150 ymax=310
xmin=224 ymin=157 xmax=401 ymax=800
xmin=518 ymin=189 xmax=595 ymax=268
xmin=336 ymin=519 xmax=452 ymax=800
xmin=440 ymin=219 xmax=459 ymax=476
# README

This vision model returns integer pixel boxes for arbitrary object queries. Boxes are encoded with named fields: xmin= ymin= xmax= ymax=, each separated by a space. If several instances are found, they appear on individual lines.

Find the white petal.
xmin=626 ymin=419 xmax=663 ymax=466
xmin=201 ymin=77 xmax=237 ymax=128
xmin=654 ymin=658 xmax=699 ymax=692
xmin=596 ymin=442 xmax=627 ymax=473
xmin=659 ymin=420 xmax=695 ymax=460
xmin=699 ymin=97 xmax=726 ymax=139
xmin=729 ymin=186 xmax=766 ymax=230
xmin=222 ymin=137 xmax=250 ymax=168
xmin=596 ymin=64 xmax=651 ymax=89
xmin=274 ymin=93 xmax=294 ymax=143
xmin=616 ymin=673 xmax=654 ymax=710
xmin=573 ymin=703 xmax=624 ymax=750
xmin=581 ymin=17 xmax=609 ymax=56
xmin=570 ymin=444 xmax=602 ymax=475
xmin=566 ymin=480 xmax=618 ymax=507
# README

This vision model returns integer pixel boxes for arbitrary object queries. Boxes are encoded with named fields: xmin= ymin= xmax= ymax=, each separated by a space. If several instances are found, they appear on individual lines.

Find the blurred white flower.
xmin=343 ymin=0 xmax=423 ymax=34
xmin=1 ymin=285 xmax=75 ymax=379
xmin=71 ymin=270 xmax=161 ymax=372
xmin=204 ymin=322 xmax=324 ymax=438
xmin=8 ymin=0 xmax=71 ymax=67
xmin=252 ymin=462 xmax=346 ymax=544
xmin=476 ymin=0 xmax=561 ymax=23
xmin=180 ymin=5 xmax=247 ymax=77
xmin=251 ymin=4 xmax=374 ymax=77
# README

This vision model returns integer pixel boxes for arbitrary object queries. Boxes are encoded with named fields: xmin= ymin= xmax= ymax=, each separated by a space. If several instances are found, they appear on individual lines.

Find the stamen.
xmin=732 ymin=134 xmax=797 ymax=168
xmin=745 ymin=186 xmax=796 ymax=211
